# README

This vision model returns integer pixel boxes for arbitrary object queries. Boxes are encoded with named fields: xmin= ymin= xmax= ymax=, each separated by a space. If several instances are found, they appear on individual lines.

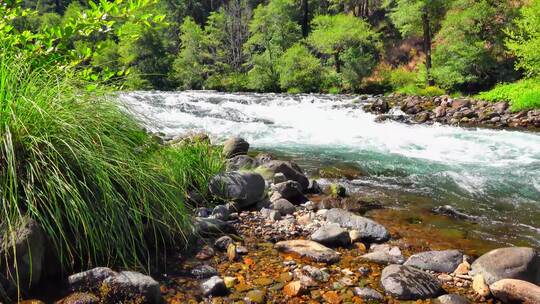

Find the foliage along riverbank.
xmin=8 ymin=0 xmax=540 ymax=111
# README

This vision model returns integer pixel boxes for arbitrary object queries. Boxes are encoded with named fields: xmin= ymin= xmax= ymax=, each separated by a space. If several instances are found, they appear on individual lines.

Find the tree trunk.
xmin=334 ymin=52 xmax=341 ymax=73
xmin=301 ymin=0 xmax=309 ymax=37
xmin=422 ymin=8 xmax=434 ymax=86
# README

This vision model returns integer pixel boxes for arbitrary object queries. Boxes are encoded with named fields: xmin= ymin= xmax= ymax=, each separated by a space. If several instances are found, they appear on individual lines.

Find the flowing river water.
xmin=120 ymin=91 xmax=540 ymax=250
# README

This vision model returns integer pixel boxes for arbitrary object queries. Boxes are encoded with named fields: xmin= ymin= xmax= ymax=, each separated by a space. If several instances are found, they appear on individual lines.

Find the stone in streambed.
xmin=201 ymin=276 xmax=228 ymax=296
xmin=353 ymin=287 xmax=384 ymax=301
xmin=191 ymin=265 xmax=218 ymax=279
xmin=245 ymin=290 xmax=266 ymax=303
xmin=271 ymin=180 xmax=305 ymax=202
xmin=261 ymin=207 xmax=282 ymax=220
xmin=283 ymin=281 xmax=305 ymax=297
xmin=260 ymin=160 xmax=309 ymax=190
xmin=361 ymin=244 xmax=404 ymax=265
xmin=435 ymin=294 xmax=470 ymax=304
xmin=470 ymin=247 xmax=540 ymax=285
xmin=210 ymin=205 xmax=229 ymax=221
xmin=325 ymin=208 xmax=389 ymax=243
xmin=310 ymin=223 xmax=350 ymax=247
xmin=274 ymin=240 xmax=340 ymax=264
xmin=404 ymin=249 xmax=463 ymax=273
xmin=208 ymin=171 xmax=266 ymax=208
xmin=223 ymin=137 xmax=249 ymax=158
xmin=270 ymin=198 xmax=296 ymax=215
xmin=380 ymin=264 xmax=444 ymax=300
xmin=472 ymin=274 xmax=490 ymax=297
xmin=214 ymin=236 xmax=233 ymax=251
xmin=68 ymin=267 xmax=117 ymax=291
xmin=102 ymin=271 xmax=161 ymax=304
xmin=57 ymin=292 xmax=100 ymax=304
xmin=226 ymin=155 xmax=259 ymax=171
xmin=193 ymin=217 xmax=233 ymax=236
xmin=490 ymin=279 xmax=540 ymax=304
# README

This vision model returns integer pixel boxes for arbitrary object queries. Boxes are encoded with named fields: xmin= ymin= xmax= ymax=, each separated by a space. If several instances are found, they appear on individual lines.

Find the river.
xmin=120 ymin=91 xmax=540 ymax=249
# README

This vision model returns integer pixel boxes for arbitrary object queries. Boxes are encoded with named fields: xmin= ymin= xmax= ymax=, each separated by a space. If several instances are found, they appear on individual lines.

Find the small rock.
xmin=273 ymin=172 xmax=287 ymax=184
xmin=472 ymin=274 xmax=490 ymax=297
xmin=201 ymin=276 xmax=228 ymax=297
xmin=270 ymin=198 xmax=296 ymax=215
xmin=236 ymin=245 xmax=248 ymax=255
xmin=302 ymin=265 xmax=330 ymax=282
xmin=271 ymin=181 xmax=304 ymax=201
xmin=193 ymin=217 xmax=233 ymax=236
xmin=226 ymin=155 xmax=259 ymax=171
xmin=453 ymin=262 xmax=470 ymax=275
xmin=283 ymin=281 xmax=305 ymax=297
xmin=196 ymin=246 xmax=215 ymax=260
xmin=227 ymin=244 xmax=238 ymax=261
xmin=196 ymin=207 xmax=212 ymax=218
xmin=361 ymin=244 xmax=404 ymax=265
xmin=310 ymin=223 xmax=350 ymax=247
xmin=348 ymin=230 xmax=362 ymax=243
xmin=274 ymin=240 xmax=340 ymax=264
xmin=435 ymin=294 xmax=470 ymax=304
xmin=297 ymin=212 xmax=315 ymax=226
xmin=325 ymin=209 xmax=390 ymax=243
xmin=191 ymin=265 xmax=218 ymax=279
xmin=261 ymin=208 xmax=281 ymax=221
xmin=210 ymin=205 xmax=229 ymax=221
xmin=260 ymin=160 xmax=309 ymax=190
xmin=404 ymin=249 xmax=463 ymax=273
xmin=103 ymin=271 xmax=161 ymax=304
xmin=223 ymin=276 xmax=237 ymax=288
xmin=490 ymin=278 xmax=540 ymax=304
xmin=293 ymin=269 xmax=318 ymax=287
xmin=68 ymin=267 xmax=116 ymax=291
xmin=223 ymin=137 xmax=249 ymax=158
xmin=381 ymin=264 xmax=444 ymax=300
xmin=214 ymin=236 xmax=234 ymax=251
xmin=438 ymin=274 xmax=453 ymax=282
xmin=353 ymin=287 xmax=384 ymax=301
xmin=245 ymin=290 xmax=266 ymax=303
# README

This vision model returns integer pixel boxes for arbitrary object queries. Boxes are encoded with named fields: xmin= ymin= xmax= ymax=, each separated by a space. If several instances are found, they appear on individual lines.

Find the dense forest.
xmin=8 ymin=1 xmax=536 ymax=97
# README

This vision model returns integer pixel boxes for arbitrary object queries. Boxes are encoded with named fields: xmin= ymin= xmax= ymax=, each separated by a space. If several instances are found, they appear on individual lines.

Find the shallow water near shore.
xmin=120 ymin=91 xmax=540 ymax=249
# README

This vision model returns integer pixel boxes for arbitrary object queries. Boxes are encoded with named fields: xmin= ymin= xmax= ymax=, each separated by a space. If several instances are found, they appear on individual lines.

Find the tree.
xmin=244 ymin=0 xmax=302 ymax=91
xmin=279 ymin=44 xmax=323 ymax=92
xmin=385 ymin=0 xmax=448 ymax=85
xmin=308 ymin=14 xmax=379 ymax=89
xmin=506 ymin=0 xmax=540 ymax=78
xmin=172 ymin=17 xmax=209 ymax=89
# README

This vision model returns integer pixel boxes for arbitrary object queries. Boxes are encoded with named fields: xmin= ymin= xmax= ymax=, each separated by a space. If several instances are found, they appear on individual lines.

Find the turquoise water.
xmin=121 ymin=91 xmax=540 ymax=247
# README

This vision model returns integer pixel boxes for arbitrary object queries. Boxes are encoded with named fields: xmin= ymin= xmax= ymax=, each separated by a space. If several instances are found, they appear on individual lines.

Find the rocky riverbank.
xmin=14 ymin=136 xmax=540 ymax=304
xmin=361 ymin=94 xmax=540 ymax=131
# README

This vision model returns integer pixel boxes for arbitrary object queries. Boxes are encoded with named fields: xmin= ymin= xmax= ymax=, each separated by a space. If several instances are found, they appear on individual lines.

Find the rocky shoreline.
xmin=360 ymin=95 xmax=540 ymax=131
xmin=11 ymin=136 xmax=540 ymax=304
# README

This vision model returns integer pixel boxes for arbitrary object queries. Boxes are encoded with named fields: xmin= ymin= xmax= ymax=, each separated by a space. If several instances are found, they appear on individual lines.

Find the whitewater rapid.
xmin=120 ymin=91 xmax=540 ymax=246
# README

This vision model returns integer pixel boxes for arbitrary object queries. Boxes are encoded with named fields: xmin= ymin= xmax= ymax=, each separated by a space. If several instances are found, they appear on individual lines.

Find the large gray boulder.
xmin=381 ymin=264 xmax=444 ymax=300
xmin=209 ymin=171 xmax=266 ymax=208
xmin=470 ymin=247 xmax=540 ymax=285
xmin=271 ymin=181 xmax=304 ymax=201
xmin=103 ymin=271 xmax=161 ymax=304
xmin=0 ymin=218 xmax=45 ymax=290
xmin=325 ymin=208 xmax=390 ymax=243
xmin=490 ymin=279 xmax=540 ymax=304
xmin=222 ymin=137 xmax=249 ymax=158
xmin=259 ymin=160 xmax=309 ymax=190
xmin=310 ymin=224 xmax=350 ymax=247
xmin=404 ymin=250 xmax=463 ymax=273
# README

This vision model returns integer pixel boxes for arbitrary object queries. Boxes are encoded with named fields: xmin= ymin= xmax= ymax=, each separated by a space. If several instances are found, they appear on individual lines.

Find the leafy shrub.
xmin=477 ymin=78 xmax=540 ymax=111
xmin=279 ymin=44 xmax=323 ymax=93
xmin=388 ymin=67 xmax=418 ymax=89
xmin=397 ymin=84 xmax=445 ymax=97
xmin=506 ymin=0 xmax=540 ymax=77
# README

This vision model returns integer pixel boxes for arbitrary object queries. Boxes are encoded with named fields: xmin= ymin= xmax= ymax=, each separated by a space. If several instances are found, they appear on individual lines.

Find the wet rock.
xmin=273 ymin=173 xmax=287 ymax=184
xmin=223 ymin=137 xmax=249 ymax=158
xmin=214 ymin=236 xmax=234 ymax=251
xmin=453 ymin=262 xmax=470 ymax=275
xmin=490 ymin=279 xmax=540 ymax=304
xmin=227 ymin=155 xmax=259 ymax=171
xmin=434 ymin=106 xmax=446 ymax=118
xmin=470 ymin=247 xmax=540 ymax=285
xmin=191 ymin=265 xmax=218 ymax=279
xmin=302 ymin=265 xmax=330 ymax=282
xmin=103 ymin=271 xmax=161 ymax=304
xmin=415 ymin=112 xmax=430 ymax=123
xmin=57 ymin=292 xmax=99 ymax=304
xmin=208 ymin=172 xmax=266 ymax=208
xmin=195 ymin=207 xmax=212 ymax=218
xmin=260 ymin=208 xmax=282 ymax=221
xmin=353 ymin=287 xmax=384 ymax=301
xmin=493 ymin=101 xmax=508 ymax=114
xmin=310 ymin=223 xmax=350 ymax=247
xmin=361 ymin=244 xmax=404 ymax=265
xmin=0 ymin=218 xmax=45 ymax=289
xmin=260 ymin=160 xmax=309 ymax=190
xmin=227 ymin=244 xmax=238 ymax=261
xmin=293 ymin=269 xmax=318 ymax=287
xmin=305 ymin=179 xmax=322 ymax=194
xmin=325 ymin=208 xmax=390 ymax=243
xmin=270 ymin=198 xmax=296 ymax=215
xmin=236 ymin=245 xmax=248 ymax=255
xmin=245 ymin=289 xmax=266 ymax=303
xmin=201 ymin=276 xmax=228 ymax=296
xmin=435 ymin=294 xmax=469 ymax=304
xmin=223 ymin=276 xmax=237 ymax=288
xmin=274 ymin=240 xmax=341 ymax=264
xmin=68 ymin=267 xmax=116 ymax=291
xmin=472 ymin=274 xmax=490 ymax=297
xmin=255 ymin=153 xmax=273 ymax=164
xmin=271 ymin=181 xmax=304 ymax=202
xmin=210 ymin=205 xmax=229 ymax=221
xmin=404 ymin=249 xmax=463 ymax=273
xmin=381 ymin=264 xmax=444 ymax=300
xmin=283 ymin=281 xmax=305 ymax=297
xmin=193 ymin=217 xmax=233 ymax=236
xmin=371 ymin=99 xmax=390 ymax=113
xmin=432 ymin=205 xmax=477 ymax=221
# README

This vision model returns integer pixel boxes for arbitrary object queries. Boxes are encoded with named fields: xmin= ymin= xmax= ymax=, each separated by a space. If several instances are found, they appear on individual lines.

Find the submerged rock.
xmin=208 ymin=171 xmax=266 ymax=208
xmin=353 ymin=287 xmax=384 ymax=301
xmin=274 ymin=240 xmax=340 ymax=264
xmin=201 ymin=276 xmax=228 ymax=296
xmin=381 ymin=264 xmax=444 ymax=300
xmin=325 ymin=208 xmax=390 ymax=243
xmin=470 ymin=247 xmax=540 ymax=285
xmin=223 ymin=137 xmax=249 ymax=158
xmin=435 ymin=294 xmax=470 ymax=304
xmin=310 ymin=223 xmax=350 ymax=247
xmin=404 ymin=249 xmax=463 ymax=273
xmin=214 ymin=236 xmax=234 ymax=251
xmin=57 ymin=292 xmax=100 ymax=304
xmin=490 ymin=279 xmax=540 ymax=304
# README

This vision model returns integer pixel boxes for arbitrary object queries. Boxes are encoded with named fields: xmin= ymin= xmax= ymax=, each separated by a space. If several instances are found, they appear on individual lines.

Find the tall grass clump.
xmin=477 ymin=78 xmax=540 ymax=111
xmin=0 ymin=54 xmax=223 ymax=278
